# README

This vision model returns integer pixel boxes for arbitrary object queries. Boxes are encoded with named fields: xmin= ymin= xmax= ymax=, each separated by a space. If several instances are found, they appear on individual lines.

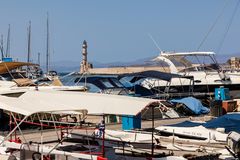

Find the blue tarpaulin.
xmin=167 ymin=120 xmax=204 ymax=127
xmin=171 ymin=97 xmax=210 ymax=115
xmin=204 ymin=113 xmax=240 ymax=133
xmin=166 ymin=113 xmax=240 ymax=133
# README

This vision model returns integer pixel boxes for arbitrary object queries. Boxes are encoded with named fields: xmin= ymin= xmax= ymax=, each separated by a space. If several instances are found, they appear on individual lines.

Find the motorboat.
xmin=0 ymin=90 xmax=160 ymax=159
xmin=0 ymin=61 xmax=87 ymax=96
xmin=141 ymin=51 xmax=240 ymax=93
xmin=73 ymin=72 xmax=196 ymax=99
xmin=156 ymin=125 xmax=227 ymax=142
xmin=65 ymin=129 xmax=160 ymax=149
xmin=155 ymin=113 xmax=240 ymax=142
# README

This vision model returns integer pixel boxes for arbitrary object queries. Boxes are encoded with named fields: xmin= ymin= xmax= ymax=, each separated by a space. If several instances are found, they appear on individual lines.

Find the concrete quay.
xmin=83 ymin=66 xmax=171 ymax=75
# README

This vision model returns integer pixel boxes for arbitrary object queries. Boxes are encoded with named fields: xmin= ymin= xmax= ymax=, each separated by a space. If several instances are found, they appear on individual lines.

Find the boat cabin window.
xmin=111 ymin=78 xmax=124 ymax=88
xmin=100 ymin=79 xmax=114 ymax=88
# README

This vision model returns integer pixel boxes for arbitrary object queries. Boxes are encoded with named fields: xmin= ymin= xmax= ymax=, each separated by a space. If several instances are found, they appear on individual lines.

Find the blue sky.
xmin=0 ymin=0 xmax=239 ymax=65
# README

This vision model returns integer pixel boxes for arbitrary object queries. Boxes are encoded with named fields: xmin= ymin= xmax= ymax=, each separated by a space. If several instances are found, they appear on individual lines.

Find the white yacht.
xmin=0 ymin=61 xmax=87 ymax=96
xmin=141 ymin=51 xmax=240 ymax=93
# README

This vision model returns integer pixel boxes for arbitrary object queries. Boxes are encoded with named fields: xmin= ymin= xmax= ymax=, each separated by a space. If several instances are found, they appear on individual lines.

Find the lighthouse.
xmin=80 ymin=40 xmax=92 ymax=73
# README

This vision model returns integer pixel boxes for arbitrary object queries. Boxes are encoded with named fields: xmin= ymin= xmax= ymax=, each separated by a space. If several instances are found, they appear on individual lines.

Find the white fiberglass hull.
xmin=155 ymin=125 xmax=227 ymax=142
xmin=141 ymin=71 xmax=240 ymax=92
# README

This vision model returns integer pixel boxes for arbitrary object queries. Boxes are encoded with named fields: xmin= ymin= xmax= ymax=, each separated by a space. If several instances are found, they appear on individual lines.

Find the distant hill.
xmin=46 ymin=56 xmax=156 ymax=72
xmin=45 ymin=53 xmax=239 ymax=72
xmin=215 ymin=53 xmax=240 ymax=63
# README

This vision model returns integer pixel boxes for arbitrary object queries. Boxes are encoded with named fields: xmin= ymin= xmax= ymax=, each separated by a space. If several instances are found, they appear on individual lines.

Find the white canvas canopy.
xmin=0 ymin=90 xmax=159 ymax=116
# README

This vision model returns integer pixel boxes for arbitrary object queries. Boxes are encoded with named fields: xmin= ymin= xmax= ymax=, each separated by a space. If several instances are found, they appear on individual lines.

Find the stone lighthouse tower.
xmin=80 ymin=40 xmax=92 ymax=73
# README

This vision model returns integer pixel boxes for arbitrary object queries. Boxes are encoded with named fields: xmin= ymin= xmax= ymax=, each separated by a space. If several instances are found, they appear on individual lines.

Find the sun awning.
xmin=118 ymin=70 xmax=193 ymax=82
xmin=0 ymin=90 xmax=159 ymax=116
xmin=0 ymin=61 xmax=38 ymax=74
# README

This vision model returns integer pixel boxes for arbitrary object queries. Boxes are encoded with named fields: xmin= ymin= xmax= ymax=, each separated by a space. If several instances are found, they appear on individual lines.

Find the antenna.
xmin=46 ymin=13 xmax=50 ymax=73
xmin=148 ymin=34 xmax=163 ymax=54
xmin=6 ymin=24 xmax=10 ymax=57
xmin=27 ymin=21 xmax=31 ymax=63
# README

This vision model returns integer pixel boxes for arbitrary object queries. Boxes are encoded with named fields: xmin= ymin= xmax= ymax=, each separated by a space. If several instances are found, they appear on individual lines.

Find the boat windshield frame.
xmin=159 ymin=51 xmax=221 ymax=72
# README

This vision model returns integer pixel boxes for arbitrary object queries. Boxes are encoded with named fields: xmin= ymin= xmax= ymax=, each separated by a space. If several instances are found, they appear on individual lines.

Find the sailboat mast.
xmin=46 ymin=13 xmax=50 ymax=73
xmin=6 ymin=24 xmax=10 ymax=58
xmin=27 ymin=21 xmax=31 ymax=63
xmin=0 ymin=35 xmax=4 ymax=60
xmin=38 ymin=52 xmax=41 ymax=65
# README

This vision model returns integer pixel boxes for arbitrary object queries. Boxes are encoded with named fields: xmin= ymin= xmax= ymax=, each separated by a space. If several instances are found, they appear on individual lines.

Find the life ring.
xmin=32 ymin=152 xmax=41 ymax=160
xmin=32 ymin=152 xmax=52 ymax=160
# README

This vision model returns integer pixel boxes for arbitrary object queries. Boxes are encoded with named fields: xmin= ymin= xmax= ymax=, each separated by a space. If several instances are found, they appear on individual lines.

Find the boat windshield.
xmin=111 ymin=78 xmax=124 ymax=87
xmin=99 ymin=79 xmax=114 ymax=88
xmin=180 ymin=64 xmax=219 ymax=72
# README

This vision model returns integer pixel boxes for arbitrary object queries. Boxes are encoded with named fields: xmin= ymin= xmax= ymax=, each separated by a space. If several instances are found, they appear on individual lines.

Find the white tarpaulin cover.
xmin=0 ymin=90 xmax=159 ymax=116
